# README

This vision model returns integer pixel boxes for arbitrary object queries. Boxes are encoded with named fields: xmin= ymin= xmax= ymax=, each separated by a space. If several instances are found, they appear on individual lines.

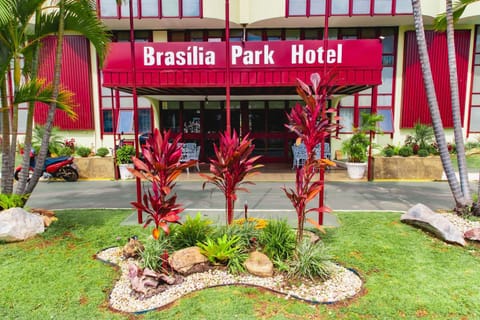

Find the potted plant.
xmin=116 ymin=144 xmax=135 ymax=179
xmin=341 ymin=112 xmax=383 ymax=179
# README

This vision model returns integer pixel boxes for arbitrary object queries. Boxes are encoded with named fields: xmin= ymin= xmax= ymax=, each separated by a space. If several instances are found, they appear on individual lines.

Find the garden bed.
xmin=372 ymin=156 xmax=443 ymax=180
xmin=96 ymin=247 xmax=363 ymax=314
xmin=73 ymin=156 xmax=115 ymax=179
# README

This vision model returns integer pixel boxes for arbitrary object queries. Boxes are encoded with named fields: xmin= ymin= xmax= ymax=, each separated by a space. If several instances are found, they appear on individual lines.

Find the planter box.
xmin=372 ymin=156 xmax=443 ymax=180
xmin=74 ymin=156 xmax=115 ymax=179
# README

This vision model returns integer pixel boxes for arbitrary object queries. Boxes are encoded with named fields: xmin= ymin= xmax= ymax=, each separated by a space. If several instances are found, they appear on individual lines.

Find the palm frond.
xmin=13 ymin=79 xmax=78 ymax=120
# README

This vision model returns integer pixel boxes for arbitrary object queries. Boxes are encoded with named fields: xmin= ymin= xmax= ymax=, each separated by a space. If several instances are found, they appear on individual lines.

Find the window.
xmin=338 ymin=28 xmax=396 ymax=133
xmin=100 ymin=86 xmax=152 ymax=135
xmin=353 ymin=0 xmax=370 ymax=14
xmin=98 ymin=0 xmax=201 ymax=18
xmin=469 ymin=26 xmax=480 ymax=133
xmin=286 ymin=0 xmax=412 ymax=17
xmin=113 ymin=31 xmax=151 ymax=42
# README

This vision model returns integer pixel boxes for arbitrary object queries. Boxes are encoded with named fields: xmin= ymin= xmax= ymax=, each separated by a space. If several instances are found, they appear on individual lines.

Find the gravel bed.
xmin=96 ymin=247 xmax=363 ymax=314
xmin=441 ymin=212 xmax=480 ymax=233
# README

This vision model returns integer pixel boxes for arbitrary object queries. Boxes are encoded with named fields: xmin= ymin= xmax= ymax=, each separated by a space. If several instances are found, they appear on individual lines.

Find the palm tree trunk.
xmin=1 ymin=79 xmax=13 ymax=194
xmin=16 ymin=7 xmax=41 ymax=196
xmin=411 ymin=0 xmax=467 ymax=211
xmin=26 ymin=0 xmax=65 ymax=194
xmin=445 ymin=0 xmax=472 ymax=204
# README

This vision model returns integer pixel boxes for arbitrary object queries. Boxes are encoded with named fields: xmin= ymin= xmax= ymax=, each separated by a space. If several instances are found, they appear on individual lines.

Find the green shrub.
xmin=417 ymin=149 xmax=429 ymax=157
xmin=398 ymin=145 xmax=413 ymax=157
xmin=116 ymin=145 xmax=135 ymax=164
xmin=76 ymin=146 xmax=91 ymax=157
xmin=213 ymin=221 xmax=260 ymax=252
xmin=288 ymin=239 xmax=333 ymax=281
xmin=383 ymin=147 xmax=395 ymax=157
xmin=139 ymin=237 xmax=172 ymax=272
xmin=197 ymin=234 xmax=242 ymax=265
xmin=96 ymin=147 xmax=109 ymax=157
xmin=170 ymin=213 xmax=214 ymax=250
xmin=56 ymin=146 xmax=74 ymax=157
xmin=258 ymin=219 xmax=296 ymax=263
xmin=0 ymin=193 xmax=29 ymax=210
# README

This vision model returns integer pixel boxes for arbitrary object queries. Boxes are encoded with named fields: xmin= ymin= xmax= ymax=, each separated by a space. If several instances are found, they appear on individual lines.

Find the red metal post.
xmin=129 ymin=0 xmax=143 ymax=224
xmin=368 ymin=85 xmax=378 ymax=181
xmin=318 ymin=0 xmax=331 ymax=225
xmin=225 ymin=0 xmax=231 ymax=135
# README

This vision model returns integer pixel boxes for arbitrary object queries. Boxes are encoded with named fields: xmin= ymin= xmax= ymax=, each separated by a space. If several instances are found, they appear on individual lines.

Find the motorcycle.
xmin=14 ymin=150 xmax=79 ymax=182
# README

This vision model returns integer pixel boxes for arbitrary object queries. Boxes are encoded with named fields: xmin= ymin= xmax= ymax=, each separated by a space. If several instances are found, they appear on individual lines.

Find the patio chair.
xmin=292 ymin=143 xmax=307 ymax=169
xmin=314 ymin=142 xmax=331 ymax=160
xmin=180 ymin=143 xmax=200 ymax=173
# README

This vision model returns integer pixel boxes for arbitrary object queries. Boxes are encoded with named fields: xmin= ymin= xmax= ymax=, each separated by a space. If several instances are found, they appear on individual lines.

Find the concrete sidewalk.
xmin=24 ymin=172 xmax=472 ymax=227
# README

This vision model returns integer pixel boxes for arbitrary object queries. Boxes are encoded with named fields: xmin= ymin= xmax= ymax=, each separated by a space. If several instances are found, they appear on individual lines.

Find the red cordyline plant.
xmin=200 ymin=130 xmax=263 ymax=225
xmin=129 ymin=129 xmax=196 ymax=239
xmin=282 ymin=72 xmax=340 ymax=243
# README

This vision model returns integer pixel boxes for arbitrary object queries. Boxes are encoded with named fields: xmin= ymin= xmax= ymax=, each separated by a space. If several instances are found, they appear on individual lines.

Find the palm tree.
xmin=435 ymin=0 xmax=480 ymax=213
xmin=411 ymin=0 xmax=468 ymax=213
xmin=0 ymin=0 xmax=110 ymax=200
xmin=443 ymin=0 xmax=471 ymax=203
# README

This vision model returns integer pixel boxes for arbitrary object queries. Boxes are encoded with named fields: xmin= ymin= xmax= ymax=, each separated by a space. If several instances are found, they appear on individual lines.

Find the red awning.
xmin=102 ymin=39 xmax=383 ymax=96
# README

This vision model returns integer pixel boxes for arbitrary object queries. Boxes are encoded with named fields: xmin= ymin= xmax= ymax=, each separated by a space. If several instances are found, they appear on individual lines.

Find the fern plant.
xmin=197 ymin=234 xmax=242 ymax=265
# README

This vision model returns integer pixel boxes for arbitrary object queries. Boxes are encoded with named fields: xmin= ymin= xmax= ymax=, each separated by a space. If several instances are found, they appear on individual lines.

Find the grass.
xmin=1 ymin=210 xmax=479 ymax=319
xmin=451 ymin=153 xmax=480 ymax=170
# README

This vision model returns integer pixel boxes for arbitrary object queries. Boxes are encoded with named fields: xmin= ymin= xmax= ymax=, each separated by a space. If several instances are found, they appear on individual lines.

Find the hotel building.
xmin=29 ymin=0 xmax=480 ymax=164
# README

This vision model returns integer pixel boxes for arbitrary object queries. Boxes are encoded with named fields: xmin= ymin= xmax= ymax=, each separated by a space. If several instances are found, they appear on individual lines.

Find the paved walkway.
xmin=24 ymin=167 xmax=477 ymax=226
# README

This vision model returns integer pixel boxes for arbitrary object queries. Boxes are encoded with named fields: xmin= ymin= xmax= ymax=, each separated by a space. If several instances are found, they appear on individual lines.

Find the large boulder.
xmin=244 ymin=251 xmax=273 ymax=277
xmin=168 ymin=246 xmax=210 ymax=275
xmin=401 ymin=203 xmax=465 ymax=246
xmin=0 ymin=207 xmax=45 ymax=242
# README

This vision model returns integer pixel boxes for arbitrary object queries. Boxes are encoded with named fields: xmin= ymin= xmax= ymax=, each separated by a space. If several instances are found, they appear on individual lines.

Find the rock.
xmin=401 ymin=203 xmax=466 ymax=246
xmin=122 ymin=238 xmax=144 ymax=259
xmin=0 ymin=207 xmax=45 ymax=242
xmin=169 ymin=247 xmax=210 ymax=275
xmin=244 ymin=251 xmax=274 ymax=277
xmin=464 ymin=228 xmax=480 ymax=242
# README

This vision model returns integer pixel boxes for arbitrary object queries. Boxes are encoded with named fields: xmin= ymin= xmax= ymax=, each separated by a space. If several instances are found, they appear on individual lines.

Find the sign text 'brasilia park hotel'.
xmin=104 ymin=40 xmax=382 ymax=71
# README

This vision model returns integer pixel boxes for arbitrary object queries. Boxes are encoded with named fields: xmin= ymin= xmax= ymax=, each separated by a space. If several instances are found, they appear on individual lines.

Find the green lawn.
xmin=1 ymin=210 xmax=479 ymax=319
xmin=452 ymin=153 xmax=480 ymax=170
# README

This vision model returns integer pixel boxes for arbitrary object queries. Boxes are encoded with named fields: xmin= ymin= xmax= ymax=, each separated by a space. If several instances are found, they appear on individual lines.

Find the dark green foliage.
xmin=170 ymin=213 xmax=214 ymax=250
xmin=76 ymin=146 xmax=91 ymax=157
xmin=383 ymin=147 xmax=395 ymax=157
xmin=56 ymin=146 xmax=74 ymax=156
xmin=197 ymin=234 xmax=242 ymax=266
xmin=32 ymin=125 xmax=65 ymax=155
xmin=288 ymin=239 xmax=333 ymax=281
xmin=139 ymin=237 xmax=172 ymax=272
xmin=417 ymin=149 xmax=429 ymax=157
xmin=115 ymin=145 xmax=135 ymax=164
xmin=213 ymin=221 xmax=261 ymax=252
xmin=342 ymin=112 xmax=384 ymax=163
xmin=398 ymin=145 xmax=414 ymax=157
xmin=259 ymin=219 xmax=296 ymax=264
xmin=95 ymin=147 xmax=109 ymax=157
xmin=0 ymin=193 xmax=29 ymax=209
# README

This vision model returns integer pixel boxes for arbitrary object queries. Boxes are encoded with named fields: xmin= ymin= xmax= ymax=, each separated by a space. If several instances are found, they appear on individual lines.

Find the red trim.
xmin=102 ymin=40 xmax=383 ymax=90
